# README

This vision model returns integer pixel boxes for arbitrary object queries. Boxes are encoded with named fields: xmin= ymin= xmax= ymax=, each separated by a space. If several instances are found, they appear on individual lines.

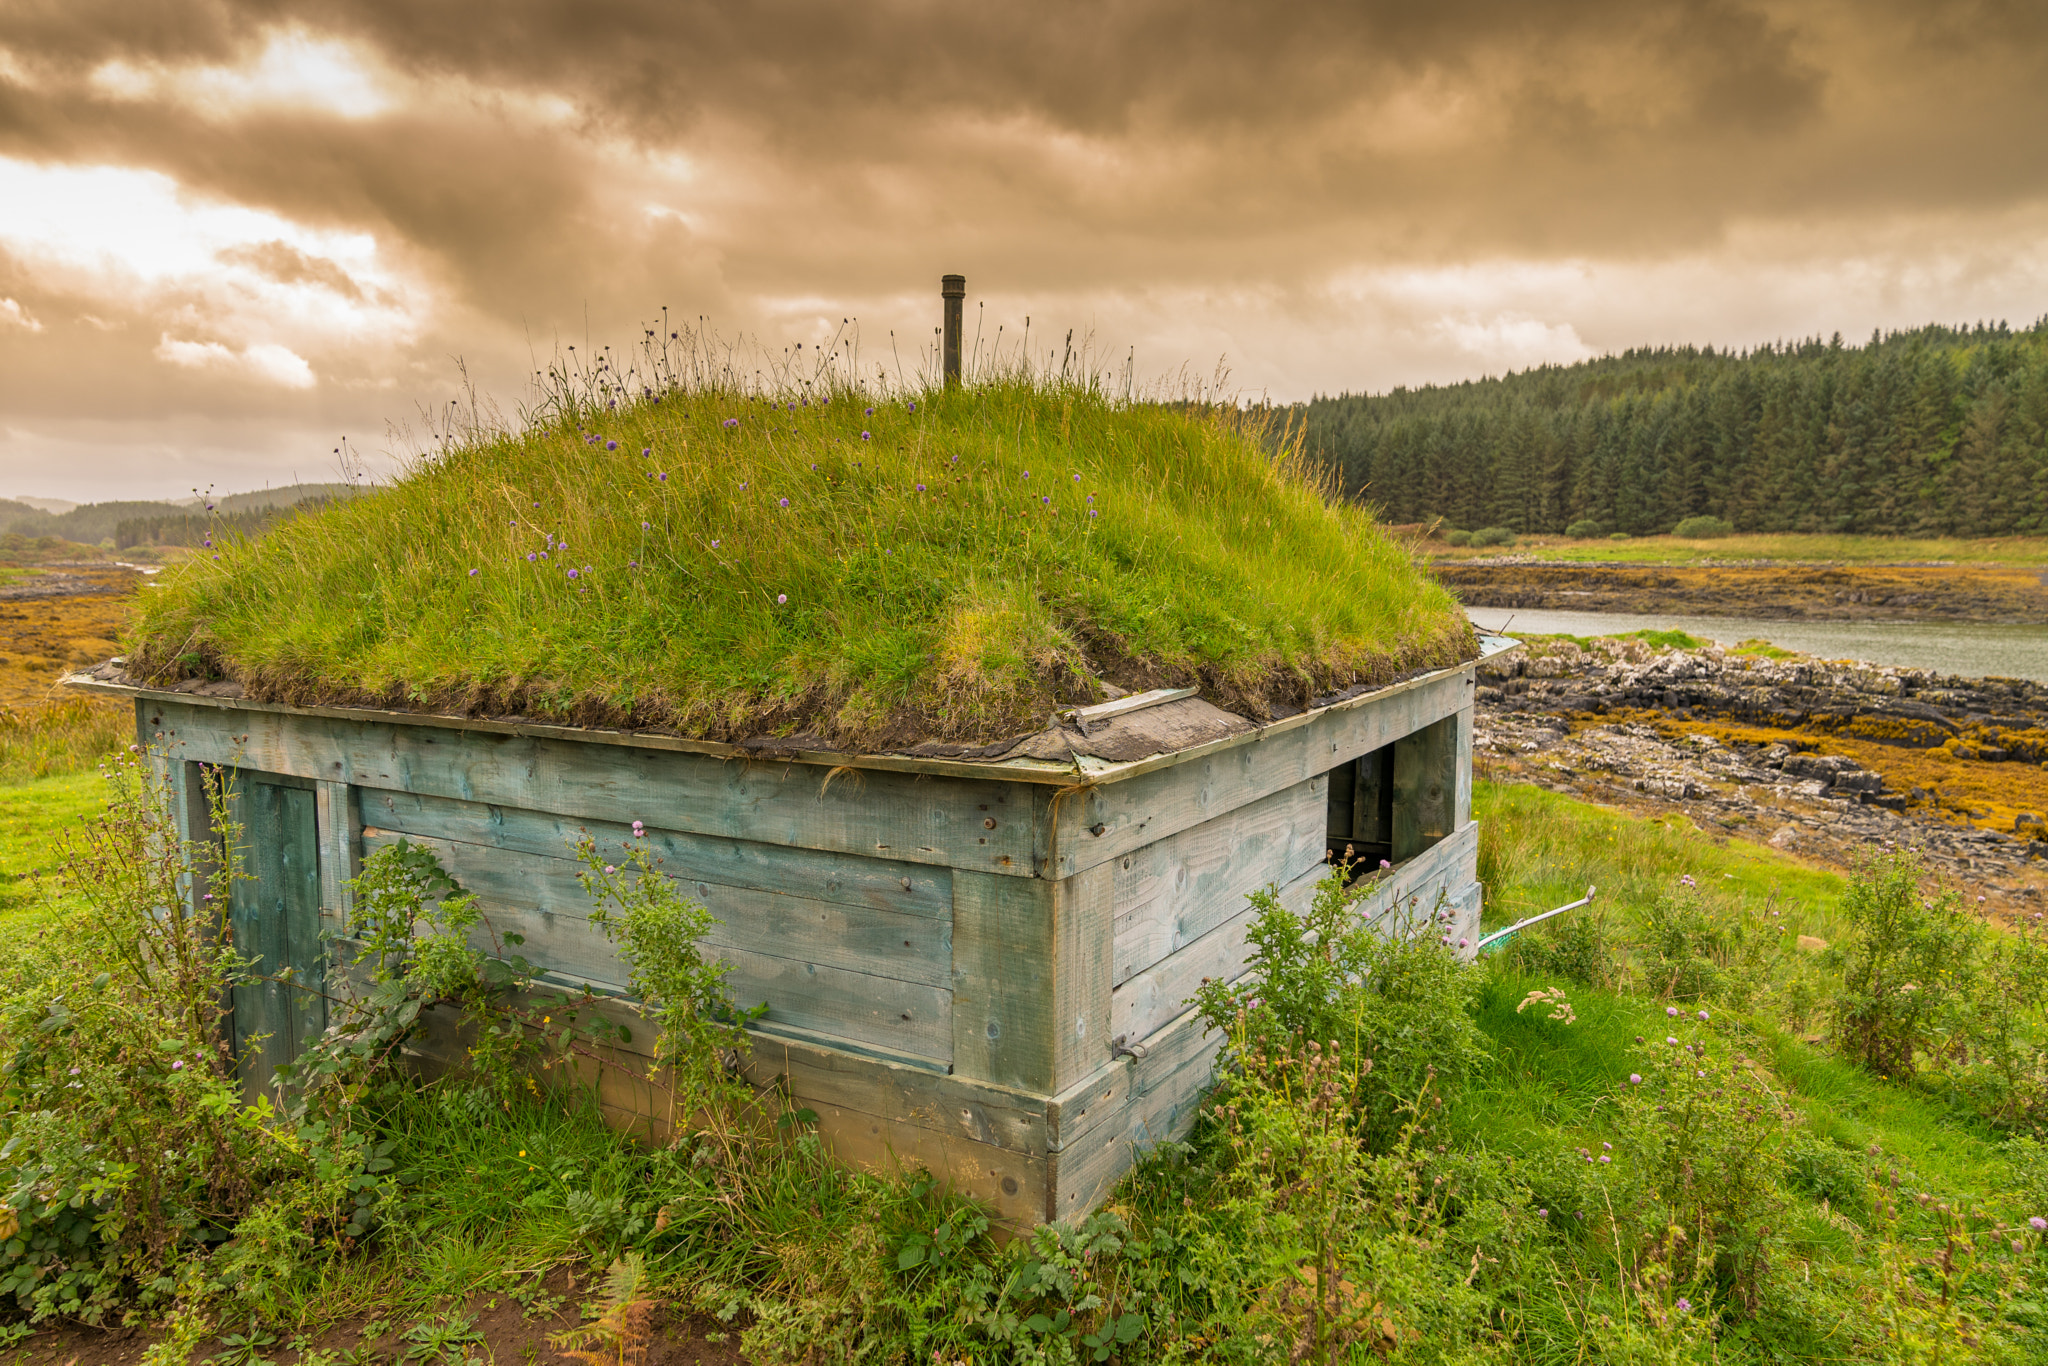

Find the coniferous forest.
xmin=1298 ymin=321 xmax=2048 ymax=536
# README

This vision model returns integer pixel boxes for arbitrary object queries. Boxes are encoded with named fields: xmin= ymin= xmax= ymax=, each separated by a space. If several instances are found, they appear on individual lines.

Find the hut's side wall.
xmin=135 ymin=659 xmax=1482 ymax=1228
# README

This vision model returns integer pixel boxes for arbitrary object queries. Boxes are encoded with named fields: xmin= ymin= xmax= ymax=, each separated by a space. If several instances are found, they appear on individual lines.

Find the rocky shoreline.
xmin=1476 ymin=635 xmax=2048 ymax=905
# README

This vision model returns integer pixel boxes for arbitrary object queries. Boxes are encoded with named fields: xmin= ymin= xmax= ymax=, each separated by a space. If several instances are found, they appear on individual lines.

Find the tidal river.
xmin=1466 ymin=607 xmax=2048 ymax=684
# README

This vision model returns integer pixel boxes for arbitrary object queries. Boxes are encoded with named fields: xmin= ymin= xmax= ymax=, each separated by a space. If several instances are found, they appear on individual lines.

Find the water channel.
xmin=1465 ymin=607 xmax=2048 ymax=684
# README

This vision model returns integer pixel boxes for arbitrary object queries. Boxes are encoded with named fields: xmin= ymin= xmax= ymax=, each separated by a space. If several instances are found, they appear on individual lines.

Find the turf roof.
xmin=126 ymin=380 xmax=1476 ymax=751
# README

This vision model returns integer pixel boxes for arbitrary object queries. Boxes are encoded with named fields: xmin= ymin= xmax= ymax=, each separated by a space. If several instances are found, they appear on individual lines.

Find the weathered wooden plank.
xmin=315 ymin=780 xmax=359 ymax=921
xmin=1453 ymin=705 xmax=1473 ymax=829
xmin=1052 ymin=861 xmax=1115 ymax=1095
xmin=1353 ymin=820 xmax=1479 ymax=933
xmin=146 ymin=700 xmax=1040 ymax=876
xmin=1108 ymin=858 xmax=1323 ymax=1049
xmin=358 ymin=830 xmax=953 ymax=990
xmin=950 ymin=864 xmax=1115 ymax=1094
xmin=1048 ymin=1000 xmax=1223 ymax=1155
xmin=1353 ymin=747 xmax=1391 ymax=845
xmin=1108 ymin=822 xmax=1480 ymax=1047
xmin=951 ymin=872 xmax=1055 ymax=1091
xmin=406 ymin=994 xmax=1048 ymax=1224
xmin=1110 ymin=778 xmax=1325 ymax=988
xmin=1392 ymin=714 xmax=1458 ymax=862
xmin=358 ymin=787 xmax=951 ymax=921
xmin=1048 ymin=1007 xmax=1222 ymax=1221
xmin=359 ymin=832 xmax=953 ymax=1060
xmin=1325 ymin=757 xmax=1354 ymax=840
xmin=1048 ymin=668 xmax=1472 ymax=879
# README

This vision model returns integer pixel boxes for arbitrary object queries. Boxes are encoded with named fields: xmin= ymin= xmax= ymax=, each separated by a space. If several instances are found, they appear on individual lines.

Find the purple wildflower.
xmin=527 ymin=553 xmax=537 ymax=562
xmin=1667 ymin=1006 xmax=1679 ymax=1017
xmin=1675 ymin=1298 xmax=1692 ymax=1314
xmin=861 ymin=431 xmax=871 ymax=441
xmin=171 ymin=1060 xmax=184 ymax=1071
xmin=915 ymin=483 xmax=926 ymax=492
xmin=606 ymin=440 xmax=618 ymax=450
xmin=1666 ymin=1036 xmax=1678 ymax=1045
xmin=468 ymin=568 xmax=479 ymax=577
xmin=1023 ymin=470 xmax=1031 ymax=478
xmin=1680 ymin=873 xmax=1695 ymax=887
xmin=2032 ymin=1216 xmax=2047 ymax=1231
xmin=1629 ymin=1073 xmax=1643 ymax=1084
xmin=1041 ymin=495 xmax=1050 ymax=504
xmin=539 ymin=552 xmax=548 ymax=560
xmin=628 ymin=560 xmax=638 ymax=569
xmin=776 ymin=593 xmax=787 ymax=604
xmin=779 ymin=497 xmax=790 ymax=508
xmin=658 ymin=473 xmax=668 ymax=481
xmin=865 ymin=406 xmax=874 ymax=416
xmin=1088 ymin=509 xmax=1098 ymax=519
xmin=642 ymin=521 xmax=650 ymax=530
xmin=1697 ymin=1009 xmax=1710 ymax=1021
xmin=632 ymin=820 xmax=644 ymax=834
xmin=723 ymin=417 xmax=739 ymax=428
xmin=1537 ymin=1209 xmax=1548 ymax=1218
xmin=711 ymin=539 xmax=720 ymax=548
xmin=1599 ymin=1154 xmax=1611 ymax=1163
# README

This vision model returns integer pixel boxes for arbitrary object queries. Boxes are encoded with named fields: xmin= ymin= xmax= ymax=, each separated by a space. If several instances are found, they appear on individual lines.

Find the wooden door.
xmin=224 ymin=772 xmax=326 ymax=1099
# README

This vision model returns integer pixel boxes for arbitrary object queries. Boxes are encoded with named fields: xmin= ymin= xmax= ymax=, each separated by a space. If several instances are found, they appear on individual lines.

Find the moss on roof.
xmin=127 ymin=380 xmax=1475 ymax=750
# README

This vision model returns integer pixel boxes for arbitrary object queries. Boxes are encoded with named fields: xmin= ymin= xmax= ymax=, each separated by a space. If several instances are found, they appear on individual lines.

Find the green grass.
xmin=128 ymin=378 xmax=1473 ymax=748
xmin=0 ymin=769 xmax=100 ymax=927
xmin=1429 ymin=531 xmax=2048 ymax=565
xmin=0 ymin=698 xmax=130 ymax=784
xmin=1475 ymin=780 xmax=1851 ymax=944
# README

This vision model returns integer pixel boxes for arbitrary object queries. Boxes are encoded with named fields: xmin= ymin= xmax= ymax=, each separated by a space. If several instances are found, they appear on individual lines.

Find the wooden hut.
xmin=70 ymin=642 xmax=1500 ymax=1226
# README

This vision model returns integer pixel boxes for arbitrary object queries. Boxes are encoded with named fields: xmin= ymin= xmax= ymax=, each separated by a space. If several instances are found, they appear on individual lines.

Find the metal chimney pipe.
xmin=941 ymin=274 xmax=966 ymax=387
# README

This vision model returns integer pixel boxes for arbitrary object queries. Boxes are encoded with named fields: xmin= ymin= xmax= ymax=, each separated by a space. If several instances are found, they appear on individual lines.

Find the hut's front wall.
xmin=133 ymin=660 xmax=1480 ymax=1226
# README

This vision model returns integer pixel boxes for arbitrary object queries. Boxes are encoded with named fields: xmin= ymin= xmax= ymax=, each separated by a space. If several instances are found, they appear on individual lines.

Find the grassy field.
xmin=1422 ymin=531 xmax=2048 ymax=566
xmin=1 ymin=711 xmax=2043 ymax=1360
xmin=128 ymin=377 xmax=1473 ymax=748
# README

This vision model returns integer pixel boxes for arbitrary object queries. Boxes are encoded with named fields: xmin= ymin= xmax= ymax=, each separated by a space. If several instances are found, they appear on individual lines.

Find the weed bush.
xmin=1469 ymin=526 xmax=1516 ymax=547
xmin=1827 ymin=851 xmax=1982 ymax=1081
xmin=1672 ymin=515 xmax=1734 ymax=538
xmin=1443 ymin=529 xmax=1473 ymax=547
xmin=1193 ymin=874 xmax=1490 ymax=1151
xmin=1564 ymin=518 xmax=1606 ymax=539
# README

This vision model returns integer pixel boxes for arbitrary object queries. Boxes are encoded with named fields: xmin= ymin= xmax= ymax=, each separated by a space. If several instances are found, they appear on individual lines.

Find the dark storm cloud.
xmin=2 ymin=0 xmax=2047 ymax=499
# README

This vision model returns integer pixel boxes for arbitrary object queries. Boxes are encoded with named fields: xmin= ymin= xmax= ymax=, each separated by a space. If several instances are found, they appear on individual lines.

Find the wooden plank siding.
xmin=1109 ymin=777 xmax=1326 ymax=988
xmin=143 ymin=700 xmax=1040 ymax=877
xmin=950 ymin=863 xmax=1114 ymax=1095
xmin=357 ymin=788 xmax=953 ymax=920
xmin=1041 ymin=668 xmax=1472 ymax=880
xmin=358 ymin=828 xmax=955 ymax=1064
xmin=1109 ymin=819 xmax=1481 ymax=1048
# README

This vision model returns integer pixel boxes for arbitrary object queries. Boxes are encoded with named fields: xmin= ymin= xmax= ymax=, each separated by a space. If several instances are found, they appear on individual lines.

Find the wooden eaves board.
xmin=63 ymin=629 xmax=1511 ymax=791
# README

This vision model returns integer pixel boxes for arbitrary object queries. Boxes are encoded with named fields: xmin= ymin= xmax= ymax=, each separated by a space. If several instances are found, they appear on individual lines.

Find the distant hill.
xmin=0 ymin=482 xmax=371 ymax=549
xmin=1299 ymin=320 xmax=2048 ymax=538
xmin=12 ymin=497 xmax=77 ymax=515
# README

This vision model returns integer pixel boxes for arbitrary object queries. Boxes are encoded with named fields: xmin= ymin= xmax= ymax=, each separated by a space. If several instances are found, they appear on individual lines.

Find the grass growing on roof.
xmin=128 ymin=379 xmax=1473 ymax=748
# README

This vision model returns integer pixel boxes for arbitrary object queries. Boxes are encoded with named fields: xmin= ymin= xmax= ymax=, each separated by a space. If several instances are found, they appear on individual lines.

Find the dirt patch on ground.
xmin=1437 ymin=561 xmax=2048 ymax=622
xmin=12 ymin=1268 xmax=747 ymax=1366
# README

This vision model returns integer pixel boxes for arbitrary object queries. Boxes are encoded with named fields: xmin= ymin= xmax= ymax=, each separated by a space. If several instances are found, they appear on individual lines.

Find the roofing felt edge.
xmin=65 ymin=632 xmax=1518 ymax=790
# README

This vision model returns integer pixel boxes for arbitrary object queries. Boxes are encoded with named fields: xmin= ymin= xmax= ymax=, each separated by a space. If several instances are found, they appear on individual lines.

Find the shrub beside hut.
xmin=76 ymin=366 xmax=1492 ymax=1226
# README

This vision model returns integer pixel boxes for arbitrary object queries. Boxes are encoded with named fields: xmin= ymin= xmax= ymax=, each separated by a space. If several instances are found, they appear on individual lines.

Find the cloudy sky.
xmin=2 ymin=0 xmax=2046 ymax=502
